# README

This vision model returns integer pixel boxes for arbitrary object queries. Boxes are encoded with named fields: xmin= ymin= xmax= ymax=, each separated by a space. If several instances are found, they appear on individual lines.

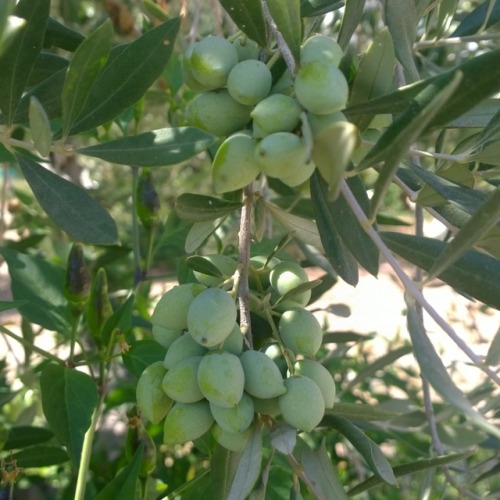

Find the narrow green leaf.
xmin=185 ymin=218 xmax=226 ymax=253
xmin=265 ymin=201 xmax=324 ymax=250
xmin=326 ymin=415 xmax=397 ymax=485
xmin=61 ymin=19 xmax=114 ymax=138
xmin=44 ymin=16 xmax=84 ymax=51
xmin=95 ymin=444 xmax=144 ymax=500
xmin=485 ymin=326 xmax=500 ymax=366
xmin=426 ymin=187 xmax=500 ymax=281
xmin=122 ymin=340 xmax=167 ymax=378
xmin=270 ymin=424 xmax=296 ymax=455
xmin=0 ymin=299 xmax=28 ymax=313
xmin=364 ymin=71 xmax=462 ymax=218
xmin=211 ymin=445 xmax=241 ymax=500
xmin=185 ymin=255 xmax=224 ymax=278
xmin=27 ymin=51 xmax=68 ymax=87
xmin=310 ymin=172 xmax=359 ymax=285
xmin=338 ymin=0 xmax=366 ymax=50
xmin=275 ymin=279 xmax=323 ymax=306
xmin=349 ymin=28 xmax=396 ymax=130
xmin=301 ymin=440 xmax=348 ymax=500
xmin=0 ymin=247 xmax=72 ymax=333
xmin=176 ymin=193 xmax=242 ymax=222
xmin=451 ymin=0 xmax=500 ymax=36
xmin=427 ymin=0 xmax=459 ymax=39
xmin=406 ymin=295 xmax=500 ymax=438
xmin=324 ymin=403 xmax=401 ymax=422
xmin=100 ymin=293 xmax=135 ymax=347
xmin=300 ymin=0 xmax=344 ymax=17
xmin=68 ymin=17 xmax=180 ymax=135
xmin=469 ymin=139 xmax=500 ymax=165
xmin=10 ymin=445 xmax=69 ymax=468
xmin=40 ymin=364 xmax=99 ymax=467
xmin=0 ymin=10 xmax=23 ymax=59
xmin=219 ymin=0 xmax=267 ymax=48
xmin=77 ymin=127 xmax=217 ymax=167
xmin=347 ymin=451 xmax=474 ymax=496
xmin=3 ymin=426 xmax=54 ymax=450
xmin=266 ymin=0 xmax=302 ymax=62
xmin=0 ymin=0 xmax=50 ymax=125
xmin=447 ymin=98 xmax=500 ymax=128
xmin=381 ymin=232 xmax=500 ymax=310
xmin=15 ymin=153 xmax=119 ymax=245
xmin=385 ymin=0 xmax=419 ymax=81
xmin=311 ymin=173 xmax=379 ymax=277
xmin=228 ymin=424 xmax=262 ymax=500
xmin=29 ymin=96 xmax=52 ymax=157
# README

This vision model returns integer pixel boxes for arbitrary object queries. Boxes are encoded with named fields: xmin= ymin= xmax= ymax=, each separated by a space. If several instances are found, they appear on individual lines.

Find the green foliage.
xmin=1 ymin=1 xmax=500 ymax=499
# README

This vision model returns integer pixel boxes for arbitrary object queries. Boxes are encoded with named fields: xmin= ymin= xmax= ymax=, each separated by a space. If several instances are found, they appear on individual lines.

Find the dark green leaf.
xmin=16 ymin=153 xmax=119 ymax=245
xmin=122 ymin=340 xmax=167 ymax=378
xmin=266 ymin=0 xmax=302 ymax=62
xmin=44 ymin=16 xmax=84 ymax=51
xmin=385 ymin=0 xmax=419 ymax=81
xmin=324 ymin=403 xmax=401 ymax=422
xmin=300 ymin=0 xmax=344 ymax=17
xmin=3 ymin=426 xmax=54 ymax=450
xmin=301 ymin=440 xmax=348 ymax=500
xmin=95 ymin=444 xmax=144 ymax=500
xmin=0 ymin=300 xmax=28 ymax=313
xmin=68 ymin=17 xmax=180 ymax=135
xmin=211 ymin=445 xmax=241 ymax=500
xmin=61 ymin=19 xmax=114 ymax=138
xmin=0 ymin=0 xmax=50 ymax=125
xmin=40 ymin=364 xmax=99 ymax=467
xmin=185 ymin=218 xmax=226 ymax=253
xmin=0 ymin=247 xmax=72 ymax=333
xmin=406 ymin=296 xmax=500 ymax=438
xmin=347 ymin=451 xmax=474 ymax=496
xmin=338 ymin=0 xmax=365 ymax=49
xmin=381 ymin=232 xmax=500 ymax=310
xmin=77 ymin=127 xmax=217 ymax=167
xmin=326 ymin=415 xmax=397 ymax=485
xmin=10 ymin=445 xmax=69 ymax=468
xmin=185 ymin=255 xmax=224 ymax=278
xmin=176 ymin=193 xmax=242 ymax=222
xmin=451 ymin=0 xmax=500 ymax=36
xmin=310 ymin=172 xmax=359 ymax=285
xmin=228 ymin=424 xmax=262 ymax=500
xmin=363 ymin=71 xmax=462 ymax=218
xmin=27 ymin=52 xmax=68 ymax=87
xmin=312 ymin=173 xmax=379 ymax=277
xmin=219 ymin=0 xmax=268 ymax=48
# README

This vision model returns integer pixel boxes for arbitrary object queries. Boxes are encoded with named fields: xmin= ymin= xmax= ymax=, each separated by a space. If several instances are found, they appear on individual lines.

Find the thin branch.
xmin=415 ymin=32 xmax=500 ymax=49
xmin=339 ymin=179 xmax=500 ymax=386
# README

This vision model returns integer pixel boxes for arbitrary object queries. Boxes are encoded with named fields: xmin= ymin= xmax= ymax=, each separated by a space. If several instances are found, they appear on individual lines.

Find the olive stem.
xmin=131 ymin=166 xmax=144 ymax=287
xmin=339 ymin=179 xmax=500 ymax=386
xmin=261 ymin=1 xmax=296 ymax=74
xmin=236 ymin=184 xmax=254 ymax=348
xmin=285 ymin=453 xmax=323 ymax=499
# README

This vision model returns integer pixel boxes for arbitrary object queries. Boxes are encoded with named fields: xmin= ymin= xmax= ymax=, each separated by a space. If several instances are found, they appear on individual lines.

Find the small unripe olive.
xmin=295 ymin=60 xmax=348 ymax=115
xmin=307 ymin=111 xmax=347 ymax=137
xmin=193 ymin=254 xmax=237 ymax=286
xmin=187 ymin=288 xmax=237 ymax=347
xmin=209 ymin=392 xmax=254 ymax=433
xmin=260 ymin=342 xmax=287 ymax=377
xmin=249 ymin=255 xmax=280 ymax=290
xmin=251 ymin=94 xmax=301 ymax=138
xmin=162 ymin=356 xmax=204 ymax=403
xmin=163 ymin=333 xmax=208 ymax=370
xmin=270 ymin=69 xmax=294 ymax=96
xmin=239 ymin=350 xmax=286 ymax=399
xmin=189 ymin=36 xmax=238 ymax=90
xmin=181 ymin=46 xmax=209 ymax=92
xmin=255 ymin=132 xmax=315 ymax=187
xmin=151 ymin=283 xmax=206 ymax=331
xmin=212 ymin=132 xmax=260 ymax=194
xmin=269 ymin=261 xmax=311 ymax=308
xmin=232 ymin=36 xmax=260 ymax=61
xmin=197 ymin=350 xmax=245 ymax=408
xmin=279 ymin=308 xmax=323 ymax=356
xmin=163 ymin=401 xmax=214 ymax=445
xmin=300 ymin=34 xmax=343 ymax=67
xmin=227 ymin=60 xmax=272 ymax=105
xmin=189 ymin=89 xmax=253 ymax=137
xmin=211 ymin=423 xmax=252 ymax=452
xmin=152 ymin=324 xmax=182 ymax=350
xmin=294 ymin=359 xmax=336 ymax=409
xmin=211 ymin=323 xmax=243 ymax=355
xmin=136 ymin=361 xmax=173 ymax=424
xmin=279 ymin=376 xmax=325 ymax=432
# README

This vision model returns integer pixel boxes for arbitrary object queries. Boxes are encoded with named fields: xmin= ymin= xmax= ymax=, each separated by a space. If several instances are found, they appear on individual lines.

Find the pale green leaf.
xmin=211 ymin=445 xmax=241 ymax=500
xmin=185 ymin=218 xmax=225 ymax=254
xmin=485 ymin=326 xmax=500 ymax=366
xmin=338 ymin=0 xmax=366 ymax=50
xmin=324 ymin=403 xmax=401 ymax=422
xmin=266 ymin=0 xmax=302 ymax=62
xmin=29 ymin=96 xmax=52 ymax=157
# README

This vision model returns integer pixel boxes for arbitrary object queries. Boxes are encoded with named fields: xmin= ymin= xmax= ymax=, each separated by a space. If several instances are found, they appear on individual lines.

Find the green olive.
xmin=279 ymin=308 xmax=323 ymax=356
xmin=227 ymin=60 xmax=272 ymax=105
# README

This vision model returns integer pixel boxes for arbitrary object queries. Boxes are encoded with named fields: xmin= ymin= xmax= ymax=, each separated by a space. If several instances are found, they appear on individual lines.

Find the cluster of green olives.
xmin=182 ymin=34 xmax=349 ymax=192
xmin=136 ymin=255 xmax=336 ymax=451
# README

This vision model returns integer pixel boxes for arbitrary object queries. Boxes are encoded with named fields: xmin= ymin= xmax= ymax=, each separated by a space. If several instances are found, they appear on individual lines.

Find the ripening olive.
xmin=250 ymin=94 xmax=302 ymax=138
xmin=279 ymin=308 xmax=323 ymax=356
xmin=227 ymin=60 xmax=272 ymax=105
xmin=163 ymin=401 xmax=214 ymax=445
